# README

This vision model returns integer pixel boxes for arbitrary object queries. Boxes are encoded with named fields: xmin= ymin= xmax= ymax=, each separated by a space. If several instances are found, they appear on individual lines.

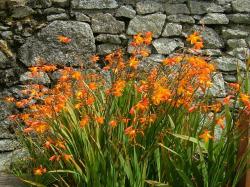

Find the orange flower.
xmin=135 ymin=97 xmax=149 ymax=111
xmin=74 ymin=103 xmax=83 ymax=109
xmin=144 ymin=31 xmax=153 ymax=45
xmin=188 ymin=106 xmax=197 ymax=113
xmin=49 ymin=155 xmax=61 ymax=162
xmin=95 ymin=116 xmax=104 ymax=124
xmin=152 ymin=86 xmax=171 ymax=105
xmin=240 ymin=94 xmax=249 ymax=105
xmin=34 ymin=121 xmax=49 ymax=133
xmin=86 ymin=96 xmax=95 ymax=105
xmin=133 ymin=32 xmax=144 ymax=45
xmin=55 ymin=141 xmax=66 ymax=150
xmin=112 ymin=79 xmax=126 ymax=97
xmin=186 ymin=32 xmax=202 ymax=45
xmin=129 ymin=107 xmax=135 ymax=115
xmin=5 ymin=96 xmax=15 ymax=102
xmin=109 ymin=120 xmax=117 ymax=127
xmin=88 ymin=82 xmax=97 ymax=90
xmin=199 ymin=130 xmax=213 ymax=142
xmin=72 ymin=71 xmax=81 ymax=80
xmin=63 ymin=154 xmax=72 ymax=161
xmin=105 ymin=53 xmax=114 ymax=63
xmin=122 ymin=118 xmax=130 ymax=124
xmin=29 ymin=66 xmax=39 ymax=73
xmin=228 ymin=83 xmax=240 ymax=92
xmin=80 ymin=116 xmax=89 ymax=127
xmin=33 ymin=165 xmax=47 ymax=176
xmin=193 ymin=41 xmax=204 ymax=50
xmin=44 ymin=140 xmax=53 ymax=149
xmin=215 ymin=116 xmax=225 ymax=129
xmin=128 ymin=56 xmax=139 ymax=69
xmin=162 ymin=57 xmax=177 ymax=66
xmin=57 ymin=35 xmax=71 ymax=44
xmin=124 ymin=126 xmax=136 ymax=140
xmin=23 ymin=127 xmax=34 ymax=133
xmin=16 ymin=99 xmax=29 ymax=108
xmin=20 ymin=113 xmax=30 ymax=120
xmin=90 ymin=55 xmax=100 ymax=63
xmin=140 ymin=49 xmax=150 ymax=57
xmin=223 ymin=95 xmax=232 ymax=105
xmin=41 ymin=65 xmax=57 ymax=72
xmin=76 ymin=90 xmax=86 ymax=99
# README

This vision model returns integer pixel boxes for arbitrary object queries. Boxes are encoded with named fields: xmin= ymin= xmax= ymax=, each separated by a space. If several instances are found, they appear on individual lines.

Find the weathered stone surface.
xmin=0 ymin=140 xmax=20 ymax=152
xmin=0 ymin=0 xmax=7 ymax=9
xmin=6 ymin=0 xmax=28 ymax=8
xmin=206 ymin=3 xmax=226 ymax=13
xmin=0 ymin=101 xmax=15 ymax=124
xmin=223 ymin=73 xmax=237 ymax=82
xmin=165 ymin=4 xmax=190 ymax=15
xmin=127 ymin=13 xmax=166 ymax=38
xmin=0 ymin=148 xmax=28 ymax=172
xmin=44 ymin=7 xmax=66 ymax=15
xmin=1 ymin=31 xmax=13 ymax=41
xmin=246 ymin=37 xmax=250 ymax=47
xmin=228 ymin=14 xmax=250 ymax=24
xmin=11 ymin=6 xmax=35 ymax=19
xmin=0 ymin=126 xmax=15 ymax=139
xmin=214 ymin=57 xmax=246 ymax=71
xmin=216 ymin=0 xmax=233 ymax=5
xmin=52 ymin=0 xmax=69 ymax=7
xmin=192 ymin=26 xmax=224 ymax=48
xmin=0 ymin=51 xmax=12 ymax=69
xmin=96 ymin=34 xmax=122 ymax=44
xmin=91 ymin=13 xmax=125 ymax=34
xmin=97 ymin=44 xmax=121 ymax=55
xmin=0 ymin=26 xmax=10 ymax=31
xmin=227 ymin=48 xmax=249 ymax=60
xmin=188 ymin=1 xmax=225 ymax=14
xmin=167 ymin=14 xmax=195 ymax=24
xmin=116 ymin=5 xmax=136 ymax=18
xmin=27 ymin=0 xmax=52 ymax=8
xmin=136 ymin=1 xmax=164 ymax=14
xmin=232 ymin=0 xmax=250 ymax=13
xmin=18 ymin=21 xmax=95 ymax=67
xmin=209 ymin=72 xmax=226 ymax=97
xmin=138 ymin=54 xmax=164 ymax=71
xmin=152 ymin=38 xmax=184 ymax=55
xmin=0 ymin=69 xmax=20 ymax=86
xmin=47 ymin=13 xmax=69 ymax=21
xmin=143 ymin=54 xmax=165 ymax=64
xmin=74 ymin=12 xmax=90 ymax=22
xmin=162 ymin=23 xmax=182 ymax=37
xmin=227 ymin=39 xmax=247 ymax=48
xmin=20 ymin=71 xmax=51 ymax=85
xmin=0 ymin=152 xmax=15 ymax=171
xmin=71 ymin=0 xmax=118 ymax=9
xmin=222 ymin=28 xmax=248 ymax=39
xmin=199 ymin=13 xmax=229 ymax=24
xmin=202 ymin=49 xmax=222 ymax=56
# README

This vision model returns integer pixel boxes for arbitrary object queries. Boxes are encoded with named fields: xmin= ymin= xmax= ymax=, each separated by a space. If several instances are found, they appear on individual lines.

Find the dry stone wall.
xmin=0 ymin=0 xmax=249 ymax=170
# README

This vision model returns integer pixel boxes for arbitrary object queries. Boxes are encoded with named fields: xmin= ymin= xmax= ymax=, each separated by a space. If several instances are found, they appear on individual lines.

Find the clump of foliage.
xmin=6 ymin=31 xmax=250 ymax=187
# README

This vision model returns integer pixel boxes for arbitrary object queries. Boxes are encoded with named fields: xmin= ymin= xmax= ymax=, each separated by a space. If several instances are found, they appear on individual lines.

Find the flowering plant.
xmin=8 ymin=31 xmax=250 ymax=187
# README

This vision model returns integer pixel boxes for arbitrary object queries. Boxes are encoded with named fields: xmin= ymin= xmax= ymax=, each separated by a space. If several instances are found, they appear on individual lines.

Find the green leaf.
xmin=170 ymin=133 xmax=206 ymax=151
xmin=145 ymin=180 xmax=171 ymax=187
xmin=176 ymin=169 xmax=194 ymax=187
xmin=158 ymin=143 xmax=181 ymax=157
xmin=168 ymin=115 xmax=175 ymax=129
xmin=19 ymin=178 xmax=47 ymax=187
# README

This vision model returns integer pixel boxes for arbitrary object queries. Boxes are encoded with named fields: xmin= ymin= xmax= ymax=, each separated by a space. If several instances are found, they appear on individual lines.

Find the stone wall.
xmin=0 ymin=0 xmax=249 ymax=170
